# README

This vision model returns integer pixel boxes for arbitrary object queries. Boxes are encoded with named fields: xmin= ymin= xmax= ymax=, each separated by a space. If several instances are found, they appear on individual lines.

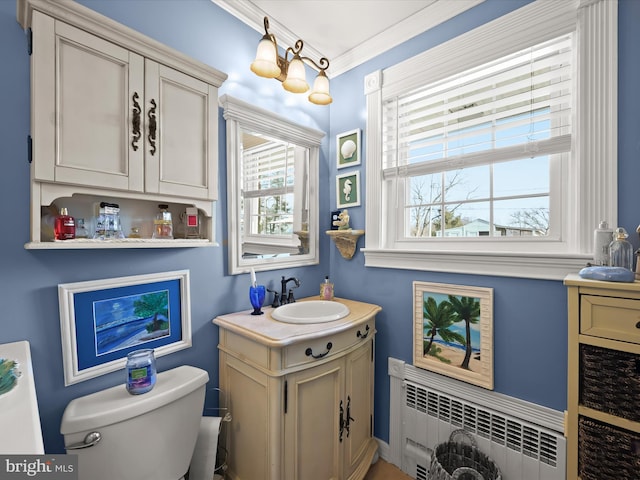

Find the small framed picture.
xmin=336 ymin=129 xmax=361 ymax=169
xmin=336 ymin=171 xmax=361 ymax=208
xmin=413 ymin=281 xmax=494 ymax=390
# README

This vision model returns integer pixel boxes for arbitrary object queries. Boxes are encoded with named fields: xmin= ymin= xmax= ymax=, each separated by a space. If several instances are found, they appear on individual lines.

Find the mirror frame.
xmin=220 ymin=95 xmax=324 ymax=275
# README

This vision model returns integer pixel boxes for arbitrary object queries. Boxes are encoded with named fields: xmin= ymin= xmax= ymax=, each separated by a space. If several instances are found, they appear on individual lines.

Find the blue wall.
xmin=1 ymin=0 xmax=639 ymax=455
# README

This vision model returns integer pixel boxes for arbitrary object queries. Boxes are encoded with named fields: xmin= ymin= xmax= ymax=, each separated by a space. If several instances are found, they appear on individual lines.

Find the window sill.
xmin=362 ymin=248 xmax=591 ymax=280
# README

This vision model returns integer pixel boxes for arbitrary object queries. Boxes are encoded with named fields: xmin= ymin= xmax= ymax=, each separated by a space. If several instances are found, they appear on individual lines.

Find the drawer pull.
xmin=636 ymin=321 xmax=640 ymax=329
xmin=305 ymin=342 xmax=332 ymax=359
xmin=357 ymin=325 xmax=370 ymax=339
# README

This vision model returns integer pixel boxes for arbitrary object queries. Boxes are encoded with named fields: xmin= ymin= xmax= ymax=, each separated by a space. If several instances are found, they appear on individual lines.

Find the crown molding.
xmin=211 ymin=0 xmax=484 ymax=78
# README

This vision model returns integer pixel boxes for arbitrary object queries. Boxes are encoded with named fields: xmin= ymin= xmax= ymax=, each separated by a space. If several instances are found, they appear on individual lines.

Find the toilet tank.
xmin=61 ymin=365 xmax=208 ymax=480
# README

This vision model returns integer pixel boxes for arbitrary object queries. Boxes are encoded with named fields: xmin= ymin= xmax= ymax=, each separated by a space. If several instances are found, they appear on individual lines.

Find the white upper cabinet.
xmin=31 ymin=14 xmax=145 ymax=192
xmin=144 ymin=61 xmax=218 ymax=200
xmin=30 ymin=11 xmax=218 ymax=201
xmin=18 ymin=0 xmax=227 ymax=247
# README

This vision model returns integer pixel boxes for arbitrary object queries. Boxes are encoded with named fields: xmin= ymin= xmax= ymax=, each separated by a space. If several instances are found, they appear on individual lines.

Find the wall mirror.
xmin=221 ymin=95 xmax=324 ymax=275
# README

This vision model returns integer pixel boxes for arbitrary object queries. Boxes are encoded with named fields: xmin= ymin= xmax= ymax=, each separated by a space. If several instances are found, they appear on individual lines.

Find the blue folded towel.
xmin=578 ymin=266 xmax=636 ymax=282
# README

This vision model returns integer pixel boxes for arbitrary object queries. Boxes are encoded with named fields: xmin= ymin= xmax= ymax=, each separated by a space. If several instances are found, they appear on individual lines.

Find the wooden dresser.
xmin=564 ymin=274 xmax=640 ymax=480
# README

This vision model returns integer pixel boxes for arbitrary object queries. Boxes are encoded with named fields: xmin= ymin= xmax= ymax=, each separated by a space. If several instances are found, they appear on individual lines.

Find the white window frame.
xmin=364 ymin=0 xmax=617 ymax=280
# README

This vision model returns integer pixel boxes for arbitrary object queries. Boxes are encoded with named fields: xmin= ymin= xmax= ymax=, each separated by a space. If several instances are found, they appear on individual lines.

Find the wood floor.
xmin=364 ymin=459 xmax=414 ymax=480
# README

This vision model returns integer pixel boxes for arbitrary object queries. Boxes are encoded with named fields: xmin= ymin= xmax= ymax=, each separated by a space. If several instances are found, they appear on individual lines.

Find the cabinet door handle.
xmin=636 ymin=321 xmax=640 ymax=329
xmin=148 ymin=99 xmax=157 ymax=155
xmin=131 ymin=92 xmax=141 ymax=151
xmin=357 ymin=325 xmax=370 ymax=339
xmin=345 ymin=395 xmax=355 ymax=438
xmin=339 ymin=400 xmax=344 ymax=443
xmin=305 ymin=342 xmax=332 ymax=359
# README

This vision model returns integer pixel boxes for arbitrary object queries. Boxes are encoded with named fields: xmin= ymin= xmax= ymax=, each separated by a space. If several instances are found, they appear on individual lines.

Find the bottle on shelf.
xmin=152 ymin=204 xmax=173 ymax=239
xmin=593 ymin=220 xmax=613 ymax=265
xmin=609 ymin=227 xmax=633 ymax=270
xmin=93 ymin=202 xmax=124 ymax=240
xmin=185 ymin=207 xmax=200 ymax=239
xmin=54 ymin=207 xmax=76 ymax=240
xmin=75 ymin=218 xmax=89 ymax=238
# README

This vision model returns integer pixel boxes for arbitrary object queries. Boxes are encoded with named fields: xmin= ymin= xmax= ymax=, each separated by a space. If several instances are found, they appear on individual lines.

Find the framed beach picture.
xmin=336 ymin=129 xmax=361 ymax=169
xmin=336 ymin=171 xmax=361 ymax=208
xmin=413 ymin=281 xmax=494 ymax=390
xmin=58 ymin=270 xmax=192 ymax=385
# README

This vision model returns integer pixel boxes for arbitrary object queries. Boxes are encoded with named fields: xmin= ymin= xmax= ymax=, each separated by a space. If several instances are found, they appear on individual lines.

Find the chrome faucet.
xmin=280 ymin=276 xmax=301 ymax=305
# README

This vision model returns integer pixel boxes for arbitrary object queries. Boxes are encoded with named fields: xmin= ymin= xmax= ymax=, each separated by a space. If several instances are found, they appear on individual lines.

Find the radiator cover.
xmin=389 ymin=358 xmax=566 ymax=480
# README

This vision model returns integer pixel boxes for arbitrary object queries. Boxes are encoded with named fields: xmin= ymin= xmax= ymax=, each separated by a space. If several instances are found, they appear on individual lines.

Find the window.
xmin=364 ymin=0 xmax=617 ymax=279
xmin=384 ymin=35 xmax=570 ymax=241
xmin=241 ymin=136 xmax=307 ymax=257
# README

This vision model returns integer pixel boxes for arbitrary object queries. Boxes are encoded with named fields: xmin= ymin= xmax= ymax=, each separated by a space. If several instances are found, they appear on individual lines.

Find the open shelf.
xmin=326 ymin=229 xmax=365 ymax=259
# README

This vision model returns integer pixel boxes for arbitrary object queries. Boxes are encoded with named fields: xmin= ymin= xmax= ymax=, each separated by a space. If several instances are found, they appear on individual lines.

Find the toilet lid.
xmin=61 ymin=365 xmax=208 ymax=435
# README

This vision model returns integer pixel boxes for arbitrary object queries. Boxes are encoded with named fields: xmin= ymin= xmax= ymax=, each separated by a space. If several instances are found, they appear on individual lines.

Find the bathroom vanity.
xmin=213 ymin=298 xmax=381 ymax=480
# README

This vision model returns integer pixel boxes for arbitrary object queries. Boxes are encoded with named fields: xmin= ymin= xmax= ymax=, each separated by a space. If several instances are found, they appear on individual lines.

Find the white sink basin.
xmin=271 ymin=300 xmax=350 ymax=324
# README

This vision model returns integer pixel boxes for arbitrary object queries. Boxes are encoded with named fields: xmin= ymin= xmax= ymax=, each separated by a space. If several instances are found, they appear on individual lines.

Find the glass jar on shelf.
xmin=93 ymin=202 xmax=124 ymax=240
xmin=152 ymin=204 xmax=173 ymax=239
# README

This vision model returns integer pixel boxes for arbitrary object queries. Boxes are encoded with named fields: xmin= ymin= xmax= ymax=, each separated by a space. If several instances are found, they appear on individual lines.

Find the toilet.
xmin=61 ymin=365 xmax=209 ymax=480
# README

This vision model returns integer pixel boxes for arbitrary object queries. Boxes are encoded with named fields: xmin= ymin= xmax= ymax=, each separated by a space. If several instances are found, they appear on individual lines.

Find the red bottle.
xmin=54 ymin=207 xmax=76 ymax=240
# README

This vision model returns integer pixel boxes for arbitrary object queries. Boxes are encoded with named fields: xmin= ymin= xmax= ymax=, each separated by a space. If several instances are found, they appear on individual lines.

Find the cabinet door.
xmin=284 ymin=359 xmax=344 ymax=480
xmin=342 ymin=341 xmax=374 ymax=480
xmin=144 ymin=61 xmax=218 ymax=200
xmin=31 ymin=12 xmax=144 ymax=191
xmin=221 ymin=354 xmax=274 ymax=480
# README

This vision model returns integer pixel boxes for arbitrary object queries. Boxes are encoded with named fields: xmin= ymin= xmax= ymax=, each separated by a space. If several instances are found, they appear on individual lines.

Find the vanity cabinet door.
xmin=283 ymin=358 xmax=344 ymax=480
xmin=342 ymin=340 xmax=374 ymax=480
xmin=31 ymin=11 xmax=144 ymax=192
xmin=144 ymin=61 xmax=218 ymax=200
xmin=283 ymin=338 xmax=375 ymax=480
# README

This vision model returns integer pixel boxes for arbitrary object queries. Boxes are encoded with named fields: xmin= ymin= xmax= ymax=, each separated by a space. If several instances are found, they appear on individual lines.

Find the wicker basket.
xmin=578 ymin=417 xmax=640 ymax=480
xmin=428 ymin=430 xmax=501 ymax=480
xmin=580 ymin=344 xmax=640 ymax=422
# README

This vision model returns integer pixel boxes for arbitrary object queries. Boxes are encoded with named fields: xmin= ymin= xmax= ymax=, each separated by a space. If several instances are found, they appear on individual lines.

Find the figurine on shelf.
xmin=332 ymin=209 xmax=351 ymax=230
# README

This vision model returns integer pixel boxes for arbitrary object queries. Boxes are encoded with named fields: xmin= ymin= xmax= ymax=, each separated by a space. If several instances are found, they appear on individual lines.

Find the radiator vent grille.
xmin=405 ymin=382 xmax=559 ymax=468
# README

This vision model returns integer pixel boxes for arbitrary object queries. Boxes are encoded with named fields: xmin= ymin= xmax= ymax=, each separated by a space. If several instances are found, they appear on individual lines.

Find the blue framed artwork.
xmin=58 ymin=270 xmax=192 ymax=385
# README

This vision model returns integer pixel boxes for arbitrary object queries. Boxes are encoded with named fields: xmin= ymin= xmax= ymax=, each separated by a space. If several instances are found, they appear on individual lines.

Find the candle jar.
xmin=126 ymin=349 xmax=157 ymax=395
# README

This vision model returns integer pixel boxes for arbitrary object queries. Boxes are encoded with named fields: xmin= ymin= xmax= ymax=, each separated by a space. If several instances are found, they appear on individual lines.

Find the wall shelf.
xmin=326 ymin=230 xmax=365 ymax=259
xmin=24 ymin=238 xmax=215 ymax=250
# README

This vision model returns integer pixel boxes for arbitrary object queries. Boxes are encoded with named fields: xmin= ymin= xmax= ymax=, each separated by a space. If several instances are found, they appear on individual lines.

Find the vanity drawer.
xmin=283 ymin=319 xmax=374 ymax=369
xmin=580 ymin=295 xmax=640 ymax=344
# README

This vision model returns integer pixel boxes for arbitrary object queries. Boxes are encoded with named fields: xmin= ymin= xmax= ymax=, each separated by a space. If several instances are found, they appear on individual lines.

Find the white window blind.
xmin=382 ymin=34 xmax=572 ymax=239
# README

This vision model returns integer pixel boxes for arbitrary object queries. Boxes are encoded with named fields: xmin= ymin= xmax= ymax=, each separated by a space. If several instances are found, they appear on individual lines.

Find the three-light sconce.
xmin=250 ymin=17 xmax=332 ymax=105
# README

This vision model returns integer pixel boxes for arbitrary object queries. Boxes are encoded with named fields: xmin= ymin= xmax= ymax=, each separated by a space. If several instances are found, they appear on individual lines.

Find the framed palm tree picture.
xmin=413 ymin=281 xmax=494 ymax=389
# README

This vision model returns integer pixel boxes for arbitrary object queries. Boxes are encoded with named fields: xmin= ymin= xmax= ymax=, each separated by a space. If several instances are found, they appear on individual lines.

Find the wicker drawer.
xmin=282 ymin=319 xmax=374 ymax=369
xmin=580 ymin=344 xmax=640 ymax=422
xmin=580 ymin=295 xmax=640 ymax=344
xmin=578 ymin=417 xmax=640 ymax=480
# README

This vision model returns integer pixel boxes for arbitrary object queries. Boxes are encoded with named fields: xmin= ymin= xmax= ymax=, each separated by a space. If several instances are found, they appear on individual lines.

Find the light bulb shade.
xmin=308 ymin=72 xmax=332 ymax=105
xmin=282 ymin=57 xmax=309 ymax=93
xmin=250 ymin=37 xmax=281 ymax=78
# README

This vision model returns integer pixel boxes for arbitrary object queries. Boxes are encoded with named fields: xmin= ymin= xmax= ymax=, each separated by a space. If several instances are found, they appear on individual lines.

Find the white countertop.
xmin=0 ymin=341 xmax=44 ymax=454
xmin=213 ymin=297 xmax=381 ymax=347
